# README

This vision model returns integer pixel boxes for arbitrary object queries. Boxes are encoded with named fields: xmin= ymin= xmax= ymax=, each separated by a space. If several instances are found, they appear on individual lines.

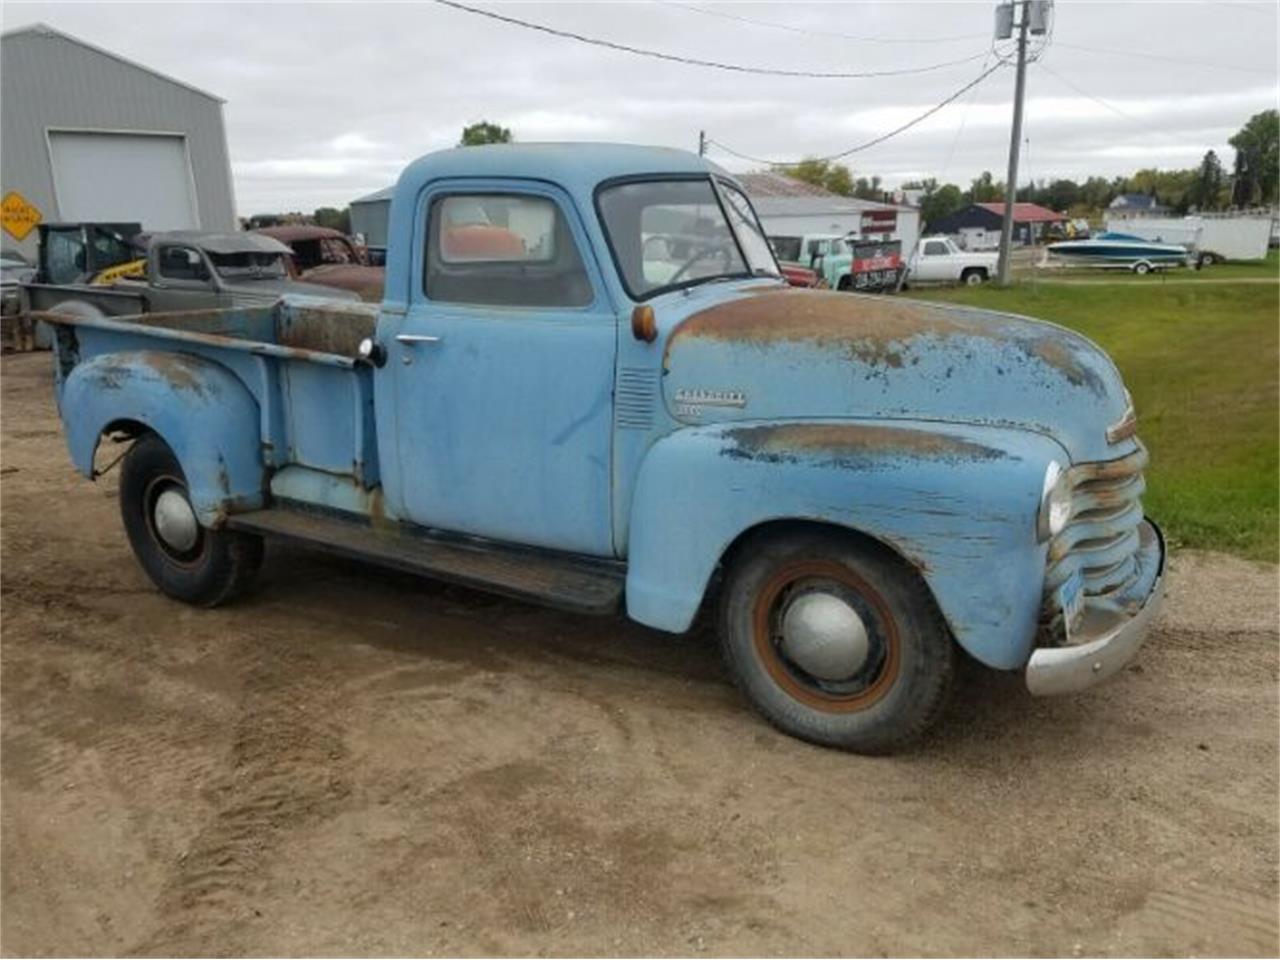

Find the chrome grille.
xmin=1043 ymin=444 xmax=1148 ymax=630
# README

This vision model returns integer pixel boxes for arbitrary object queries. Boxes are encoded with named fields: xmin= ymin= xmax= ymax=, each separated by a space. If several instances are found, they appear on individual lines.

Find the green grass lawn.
xmin=908 ymin=281 xmax=1279 ymax=561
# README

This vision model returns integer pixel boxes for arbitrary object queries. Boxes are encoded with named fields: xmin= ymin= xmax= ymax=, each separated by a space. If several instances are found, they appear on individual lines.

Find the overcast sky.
xmin=4 ymin=1 xmax=1277 ymax=213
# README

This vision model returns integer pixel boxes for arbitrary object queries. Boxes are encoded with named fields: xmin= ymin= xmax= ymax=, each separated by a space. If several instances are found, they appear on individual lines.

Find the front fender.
xmin=59 ymin=351 xmax=265 ymax=525
xmin=625 ymin=419 xmax=1068 ymax=670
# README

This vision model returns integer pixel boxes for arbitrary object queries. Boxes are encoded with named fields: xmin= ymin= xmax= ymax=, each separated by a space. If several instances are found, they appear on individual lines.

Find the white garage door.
xmin=48 ymin=131 xmax=198 ymax=230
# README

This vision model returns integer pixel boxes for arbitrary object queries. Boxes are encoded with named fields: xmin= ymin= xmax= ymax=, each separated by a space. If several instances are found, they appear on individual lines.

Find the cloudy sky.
xmin=4 ymin=1 xmax=1276 ymax=214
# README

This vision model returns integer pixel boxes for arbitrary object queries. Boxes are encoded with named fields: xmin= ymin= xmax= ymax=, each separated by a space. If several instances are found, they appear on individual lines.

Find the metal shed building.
xmin=734 ymin=172 xmax=920 ymax=255
xmin=350 ymin=185 xmax=394 ymax=248
xmin=0 ymin=23 xmax=237 ymax=260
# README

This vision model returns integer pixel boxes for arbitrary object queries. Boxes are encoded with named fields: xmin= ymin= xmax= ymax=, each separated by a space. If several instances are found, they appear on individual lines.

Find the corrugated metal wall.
xmin=350 ymin=199 xmax=391 ymax=248
xmin=0 ymin=26 xmax=237 ymax=259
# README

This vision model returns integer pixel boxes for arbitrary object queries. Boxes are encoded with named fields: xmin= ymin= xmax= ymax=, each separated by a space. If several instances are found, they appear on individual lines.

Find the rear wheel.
xmin=1197 ymin=251 xmax=1215 ymax=269
xmin=836 ymin=275 xmax=852 ymax=291
xmin=1132 ymin=261 xmax=1152 ymax=275
xmin=718 ymin=529 xmax=953 ymax=753
xmin=961 ymin=267 xmax=987 ymax=286
xmin=119 ymin=434 xmax=262 ymax=606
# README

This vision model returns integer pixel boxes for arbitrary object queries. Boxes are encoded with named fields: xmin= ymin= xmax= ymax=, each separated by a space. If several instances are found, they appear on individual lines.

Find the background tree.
xmin=313 ymin=206 xmax=352 ymax=234
xmin=824 ymin=164 xmax=854 ymax=197
xmin=967 ymin=171 xmax=1004 ymax=203
xmin=1228 ymin=109 xmax=1279 ymax=207
xmin=1123 ymin=167 xmax=1197 ymax=213
xmin=919 ymin=183 xmax=964 ymax=230
xmin=780 ymin=159 xmax=855 ymax=196
xmin=1187 ymin=150 xmax=1227 ymax=211
xmin=459 ymin=121 xmax=513 ymax=147
xmin=1041 ymin=178 xmax=1081 ymax=212
xmin=1079 ymin=176 xmax=1115 ymax=213
xmin=853 ymin=175 xmax=883 ymax=201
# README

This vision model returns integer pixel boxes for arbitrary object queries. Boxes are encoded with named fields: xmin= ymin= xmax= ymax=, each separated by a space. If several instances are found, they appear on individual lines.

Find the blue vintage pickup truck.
xmin=42 ymin=144 xmax=1164 ymax=752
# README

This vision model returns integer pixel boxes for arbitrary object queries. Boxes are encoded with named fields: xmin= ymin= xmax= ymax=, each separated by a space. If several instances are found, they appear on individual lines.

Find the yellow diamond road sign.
xmin=1 ymin=191 xmax=43 ymax=242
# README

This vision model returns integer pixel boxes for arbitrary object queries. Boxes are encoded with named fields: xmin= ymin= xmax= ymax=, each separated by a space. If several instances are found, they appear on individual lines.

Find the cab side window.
xmin=923 ymin=241 xmax=950 ymax=256
xmin=158 ymin=246 xmax=210 ymax=282
xmin=424 ymin=194 xmax=592 ymax=308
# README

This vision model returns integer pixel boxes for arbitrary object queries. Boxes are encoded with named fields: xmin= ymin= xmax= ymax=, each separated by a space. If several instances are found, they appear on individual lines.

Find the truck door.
xmin=915 ymin=239 xmax=953 ymax=281
xmin=385 ymin=182 xmax=617 ymax=557
xmin=150 ymin=244 xmax=218 ymax=311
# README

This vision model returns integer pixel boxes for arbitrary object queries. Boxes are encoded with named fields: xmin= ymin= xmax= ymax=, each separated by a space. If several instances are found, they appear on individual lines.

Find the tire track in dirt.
xmin=1118 ymin=884 xmax=1280 ymax=956
xmin=129 ymin=641 xmax=353 ymax=956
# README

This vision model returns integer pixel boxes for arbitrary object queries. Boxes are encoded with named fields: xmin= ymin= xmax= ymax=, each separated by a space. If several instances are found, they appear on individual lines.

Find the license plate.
xmin=1057 ymin=570 xmax=1085 ymax=639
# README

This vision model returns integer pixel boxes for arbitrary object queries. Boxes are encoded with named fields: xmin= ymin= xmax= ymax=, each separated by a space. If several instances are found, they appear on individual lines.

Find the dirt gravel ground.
xmin=2 ymin=351 xmax=1277 ymax=958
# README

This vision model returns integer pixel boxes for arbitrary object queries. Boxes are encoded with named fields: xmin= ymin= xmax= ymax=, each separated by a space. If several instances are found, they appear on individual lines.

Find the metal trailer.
xmin=1104 ymin=214 xmax=1272 ymax=263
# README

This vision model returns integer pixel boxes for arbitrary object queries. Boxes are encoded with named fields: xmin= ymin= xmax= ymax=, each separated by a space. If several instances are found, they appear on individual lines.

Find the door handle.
xmin=396 ymin=334 xmax=442 ymax=345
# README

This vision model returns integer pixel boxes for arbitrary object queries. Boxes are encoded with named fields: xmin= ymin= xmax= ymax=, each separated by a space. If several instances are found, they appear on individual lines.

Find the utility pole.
xmin=698 ymin=130 xmax=707 ymax=157
xmin=997 ymin=1 xmax=1030 ymax=286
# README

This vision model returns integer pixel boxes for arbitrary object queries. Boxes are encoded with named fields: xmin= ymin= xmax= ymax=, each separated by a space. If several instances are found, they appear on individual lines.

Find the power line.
xmin=1054 ymin=40 xmax=1274 ymax=75
xmin=1036 ymin=59 xmax=1195 ymax=146
xmin=936 ymin=53 xmax=993 ymax=185
xmin=663 ymin=1 xmax=988 ymax=45
xmin=705 ymin=60 xmax=1006 ymax=167
xmin=434 ymin=0 xmax=990 ymax=79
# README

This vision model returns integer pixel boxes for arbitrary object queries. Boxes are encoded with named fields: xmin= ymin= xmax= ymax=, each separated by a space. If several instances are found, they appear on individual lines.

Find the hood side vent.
xmin=616 ymin=366 xmax=657 ymax=430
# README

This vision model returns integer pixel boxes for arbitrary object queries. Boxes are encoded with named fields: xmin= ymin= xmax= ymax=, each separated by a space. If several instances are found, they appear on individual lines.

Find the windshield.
xmin=597 ymin=178 xmax=780 ymax=299
xmin=207 ymin=250 xmax=287 ymax=280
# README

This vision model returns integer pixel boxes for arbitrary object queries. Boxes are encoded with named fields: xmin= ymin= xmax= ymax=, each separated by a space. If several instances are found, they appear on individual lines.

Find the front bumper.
xmin=1025 ymin=520 xmax=1165 ymax=696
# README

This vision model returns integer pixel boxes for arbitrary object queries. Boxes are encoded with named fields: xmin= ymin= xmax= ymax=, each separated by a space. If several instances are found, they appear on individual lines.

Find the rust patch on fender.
xmin=724 ymin=422 xmax=1007 ymax=466
xmin=666 ymin=289 xmax=1106 ymax=391
xmin=139 ymin=351 xmax=208 ymax=396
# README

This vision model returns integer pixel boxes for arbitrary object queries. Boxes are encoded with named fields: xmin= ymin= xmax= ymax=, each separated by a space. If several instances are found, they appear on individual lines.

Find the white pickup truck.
xmin=907 ymin=236 xmax=999 ymax=286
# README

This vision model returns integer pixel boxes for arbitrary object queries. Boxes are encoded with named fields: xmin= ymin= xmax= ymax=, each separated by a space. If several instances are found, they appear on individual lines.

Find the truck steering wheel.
xmin=667 ymin=243 xmax=733 ymax=284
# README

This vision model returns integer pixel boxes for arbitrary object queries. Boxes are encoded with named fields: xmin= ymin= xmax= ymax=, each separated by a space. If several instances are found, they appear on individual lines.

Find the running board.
xmin=226 ymin=507 xmax=624 ymax=615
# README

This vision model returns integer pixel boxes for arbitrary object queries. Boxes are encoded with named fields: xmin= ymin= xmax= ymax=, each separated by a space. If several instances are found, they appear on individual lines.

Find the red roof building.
xmin=928 ymin=202 xmax=1068 ymax=246
xmin=976 ymin=202 xmax=1067 ymax=223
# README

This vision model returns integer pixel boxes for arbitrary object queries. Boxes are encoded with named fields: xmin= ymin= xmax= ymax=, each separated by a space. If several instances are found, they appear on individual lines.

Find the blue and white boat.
xmin=1047 ymin=232 xmax=1191 ymax=273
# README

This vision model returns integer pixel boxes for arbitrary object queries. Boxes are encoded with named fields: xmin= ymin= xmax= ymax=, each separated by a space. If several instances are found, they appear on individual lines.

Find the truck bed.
xmin=43 ymin=297 xmax=382 ymax=485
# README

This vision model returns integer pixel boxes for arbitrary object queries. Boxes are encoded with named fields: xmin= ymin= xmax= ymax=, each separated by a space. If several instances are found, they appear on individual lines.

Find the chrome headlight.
xmin=1038 ymin=461 xmax=1072 ymax=542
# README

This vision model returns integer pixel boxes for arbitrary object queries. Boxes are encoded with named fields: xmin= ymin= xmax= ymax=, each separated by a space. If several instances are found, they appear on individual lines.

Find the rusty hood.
xmin=660 ymin=287 xmax=1135 ymax=463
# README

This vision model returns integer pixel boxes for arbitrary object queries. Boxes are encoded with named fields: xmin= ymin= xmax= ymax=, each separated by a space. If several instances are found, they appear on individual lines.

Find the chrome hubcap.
xmin=779 ymin=592 xmax=869 ymax=681
xmin=153 ymin=488 xmax=199 ymax=552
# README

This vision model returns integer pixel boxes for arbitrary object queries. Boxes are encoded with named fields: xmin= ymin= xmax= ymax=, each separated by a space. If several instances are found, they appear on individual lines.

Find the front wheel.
xmin=119 ymin=434 xmax=263 ymax=606
xmin=718 ymin=529 xmax=954 ymax=753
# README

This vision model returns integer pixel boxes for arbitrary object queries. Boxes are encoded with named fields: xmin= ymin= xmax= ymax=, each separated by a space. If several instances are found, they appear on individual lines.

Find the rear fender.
xmin=625 ymin=419 xmax=1068 ymax=670
xmin=59 ymin=350 xmax=265 ymax=525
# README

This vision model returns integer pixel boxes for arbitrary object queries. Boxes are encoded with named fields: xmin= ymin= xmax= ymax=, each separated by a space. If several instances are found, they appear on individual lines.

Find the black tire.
xmin=719 ymin=528 xmax=953 ymax=753
xmin=119 ymin=433 xmax=262 ymax=606
xmin=1197 ymin=251 xmax=1215 ymax=269
xmin=1132 ymin=261 xmax=1151 ymax=275
xmin=961 ymin=267 xmax=987 ymax=286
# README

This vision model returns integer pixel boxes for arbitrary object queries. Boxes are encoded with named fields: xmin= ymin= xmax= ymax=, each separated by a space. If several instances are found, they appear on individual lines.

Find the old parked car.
xmin=255 ymin=225 xmax=384 ymax=301
xmin=23 ymin=228 xmax=358 ymax=321
xmin=40 ymin=144 xmax=1164 ymax=753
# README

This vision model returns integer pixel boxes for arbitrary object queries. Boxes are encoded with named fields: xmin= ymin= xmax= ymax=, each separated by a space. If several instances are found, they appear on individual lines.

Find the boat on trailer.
xmin=1047 ymin=232 xmax=1191 ymax=274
